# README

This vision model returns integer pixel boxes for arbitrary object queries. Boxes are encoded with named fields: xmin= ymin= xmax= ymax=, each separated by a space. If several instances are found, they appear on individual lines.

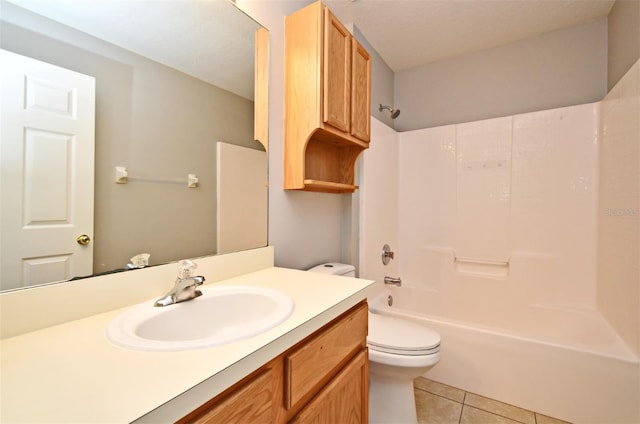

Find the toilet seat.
xmin=367 ymin=312 xmax=440 ymax=356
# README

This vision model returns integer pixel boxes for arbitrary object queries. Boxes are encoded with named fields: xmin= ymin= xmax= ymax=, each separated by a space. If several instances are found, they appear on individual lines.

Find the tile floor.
xmin=414 ymin=378 xmax=572 ymax=424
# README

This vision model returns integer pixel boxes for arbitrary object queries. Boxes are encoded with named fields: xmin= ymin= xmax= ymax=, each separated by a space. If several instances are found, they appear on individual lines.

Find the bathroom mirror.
xmin=0 ymin=0 xmax=268 ymax=291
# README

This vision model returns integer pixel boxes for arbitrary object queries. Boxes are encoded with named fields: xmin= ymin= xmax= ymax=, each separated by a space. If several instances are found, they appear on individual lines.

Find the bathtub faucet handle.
xmin=382 ymin=244 xmax=395 ymax=265
xmin=384 ymin=276 xmax=402 ymax=286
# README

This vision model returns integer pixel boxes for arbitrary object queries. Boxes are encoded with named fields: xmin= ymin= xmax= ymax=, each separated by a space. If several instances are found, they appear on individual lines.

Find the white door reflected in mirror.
xmin=0 ymin=49 xmax=95 ymax=291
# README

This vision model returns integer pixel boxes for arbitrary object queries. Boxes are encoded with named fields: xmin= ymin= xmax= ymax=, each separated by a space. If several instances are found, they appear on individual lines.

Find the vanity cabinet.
xmin=179 ymin=302 xmax=368 ymax=424
xmin=284 ymin=1 xmax=371 ymax=193
xmin=284 ymin=301 xmax=368 ymax=421
xmin=289 ymin=350 xmax=368 ymax=423
xmin=177 ymin=362 xmax=282 ymax=424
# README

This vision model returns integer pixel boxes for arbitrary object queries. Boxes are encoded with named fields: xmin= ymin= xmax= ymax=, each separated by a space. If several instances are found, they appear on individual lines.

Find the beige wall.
xmin=607 ymin=0 xmax=640 ymax=91
xmin=394 ymin=18 xmax=608 ymax=131
xmin=1 ymin=8 xmax=259 ymax=275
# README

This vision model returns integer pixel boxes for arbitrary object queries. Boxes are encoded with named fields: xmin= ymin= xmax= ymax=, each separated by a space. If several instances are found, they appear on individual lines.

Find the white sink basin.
xmin=107 ymin=285 xmax=294 ymax=351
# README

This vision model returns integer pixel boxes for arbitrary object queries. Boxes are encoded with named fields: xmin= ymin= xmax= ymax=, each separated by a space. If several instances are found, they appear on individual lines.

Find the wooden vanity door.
xmin=178 ymin=359 xmax=285 ymax=424
xmin=290 ymin=350 xmax=368 ymax=424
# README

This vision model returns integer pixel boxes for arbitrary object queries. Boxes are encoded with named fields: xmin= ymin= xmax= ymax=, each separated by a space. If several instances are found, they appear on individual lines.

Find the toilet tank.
xmin=308 ymin=262 xmax=355 ymax=277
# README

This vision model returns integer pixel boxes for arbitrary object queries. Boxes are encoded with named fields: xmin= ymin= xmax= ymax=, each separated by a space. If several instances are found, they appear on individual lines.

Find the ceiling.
xmin=324 ymin=0 xmax=615 ymax=72
xmin=6 ymin=0 xmax=616 ymax=96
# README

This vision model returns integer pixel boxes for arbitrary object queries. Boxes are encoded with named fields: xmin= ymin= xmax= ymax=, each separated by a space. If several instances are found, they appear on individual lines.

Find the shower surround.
xmin=359 ymin=60 xmax=640 ymax=422
xmin=399 ymin=103 xmax=599 ymax=312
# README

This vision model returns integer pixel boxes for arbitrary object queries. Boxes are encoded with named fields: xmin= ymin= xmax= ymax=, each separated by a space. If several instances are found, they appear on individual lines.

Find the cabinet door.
xmin=350 ymin=39 xmax=371 ymax=142
xmin=290 ymin=350 xmax=368 ymax=424
xmin=323 ymin=6 xmax=351 ymax=133
xmin=284 ymin=303 xmax=368 ymax=410
xmin=179 ymin=368 xmax=277 ymax=424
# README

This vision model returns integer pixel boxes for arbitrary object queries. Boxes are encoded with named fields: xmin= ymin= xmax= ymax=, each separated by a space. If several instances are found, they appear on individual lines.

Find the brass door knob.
xmin=76 ymin=234 xmax=91 ymax=246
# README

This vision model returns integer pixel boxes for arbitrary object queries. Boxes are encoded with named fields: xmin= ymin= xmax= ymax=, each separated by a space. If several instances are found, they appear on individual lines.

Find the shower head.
xmin=379 ymin=104 xmax=400 ymax=119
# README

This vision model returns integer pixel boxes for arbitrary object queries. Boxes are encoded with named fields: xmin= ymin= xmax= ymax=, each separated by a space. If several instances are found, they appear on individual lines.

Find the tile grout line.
xmin=459 ymin=391 xmax=467 ymax=424
xmin=463 ymin=392 xmax=537 ymax=424
xmin=414 ymin=386 xmax=465 ymax=405
xmin=460 ymin=390 xmax=533 ymax=424
xmin=464 ymin=404 xmax=534 ymax=424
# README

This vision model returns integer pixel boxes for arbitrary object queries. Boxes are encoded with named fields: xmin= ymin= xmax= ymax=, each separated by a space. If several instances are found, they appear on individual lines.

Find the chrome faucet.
xmin=154 ymin=260 xmax=205 ymax=307
xmin=384 ymin=276 xmax=402 ymax=287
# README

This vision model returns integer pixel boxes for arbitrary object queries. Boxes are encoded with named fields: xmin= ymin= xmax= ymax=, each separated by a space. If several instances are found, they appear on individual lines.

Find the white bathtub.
xmin=368 ymin=286 xmax=640 ymax=423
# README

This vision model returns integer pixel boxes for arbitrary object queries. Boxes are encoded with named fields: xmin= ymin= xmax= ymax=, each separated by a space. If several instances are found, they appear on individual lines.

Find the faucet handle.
xmin=177 ymin=259 xmax=197 ymax=279
xmin=382 ymin=244 xmax=395 ymax=265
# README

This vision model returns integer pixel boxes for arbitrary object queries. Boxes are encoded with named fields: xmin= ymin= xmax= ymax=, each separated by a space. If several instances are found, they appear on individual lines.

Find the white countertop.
xmin=0 ymin=267 xmax=375 ymax=423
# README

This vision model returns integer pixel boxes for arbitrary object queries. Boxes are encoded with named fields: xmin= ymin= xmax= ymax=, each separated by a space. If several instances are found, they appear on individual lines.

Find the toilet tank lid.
xmin=308 ymin=262 xmax=355 ymax=276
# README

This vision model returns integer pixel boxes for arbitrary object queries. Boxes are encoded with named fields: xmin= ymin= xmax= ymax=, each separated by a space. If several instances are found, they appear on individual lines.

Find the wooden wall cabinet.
xmin=284 ymin=1 xmax=371 ymax=193
xmin=179 ymin=302 xmax=369 ymax=424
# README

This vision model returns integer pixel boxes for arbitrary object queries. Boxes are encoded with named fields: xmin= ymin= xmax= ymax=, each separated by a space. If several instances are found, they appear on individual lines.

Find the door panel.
xmin=322 ymin=7 xmax=351 ymax=133
xmin=290 ymin=350 xmax=368 ymax=424
xmin=1 ymin=49 xmax=95 ymax=290
xmin=24 ymin=129 xmax=73 ymax=224
xmin=350 ymin=39 xmax=370 ymax=142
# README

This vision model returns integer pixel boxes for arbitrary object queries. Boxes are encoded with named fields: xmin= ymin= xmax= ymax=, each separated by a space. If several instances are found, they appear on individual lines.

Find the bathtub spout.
xmin=384 ymin=276 xmax=402 ymax=286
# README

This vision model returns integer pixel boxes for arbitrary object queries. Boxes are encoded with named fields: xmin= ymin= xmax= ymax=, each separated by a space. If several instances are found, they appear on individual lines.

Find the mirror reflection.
xmin=0 ymin=0 xmax=268 ymax=291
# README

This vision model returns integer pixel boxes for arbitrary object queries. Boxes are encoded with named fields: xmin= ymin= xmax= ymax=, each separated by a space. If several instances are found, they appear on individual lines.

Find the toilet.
xmin=308 ymin=263 xmax=441 ymax=424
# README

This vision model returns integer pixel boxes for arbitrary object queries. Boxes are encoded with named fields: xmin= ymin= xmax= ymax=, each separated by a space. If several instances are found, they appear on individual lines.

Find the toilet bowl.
xmin=367 ymin=311 xmax=441 ymax=423
xmin=308 ymin=263 xmax=441 ymax=424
